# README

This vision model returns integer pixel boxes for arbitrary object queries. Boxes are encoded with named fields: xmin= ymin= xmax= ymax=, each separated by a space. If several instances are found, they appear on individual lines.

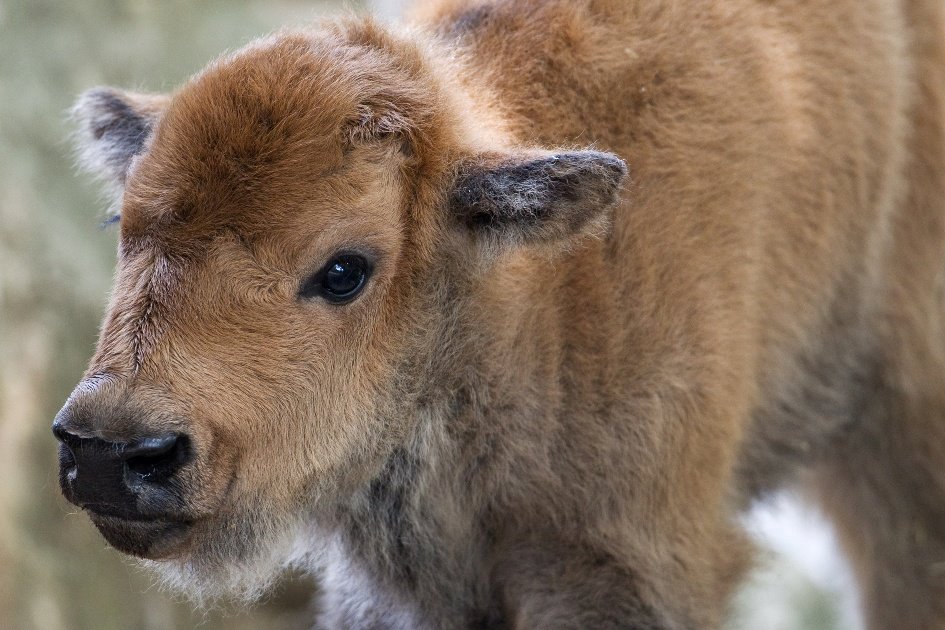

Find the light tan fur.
xmin=59 ymin=1 xmax=945 ymax=628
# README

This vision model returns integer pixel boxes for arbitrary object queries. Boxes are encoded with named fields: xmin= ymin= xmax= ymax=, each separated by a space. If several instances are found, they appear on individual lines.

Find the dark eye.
xmin=300 ymin=253 xmax=372 ymax=304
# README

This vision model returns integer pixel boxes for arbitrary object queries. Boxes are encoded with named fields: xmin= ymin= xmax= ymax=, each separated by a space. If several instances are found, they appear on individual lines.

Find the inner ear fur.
xmin=450 ymin=150 xmax=628 ymax=248
xmin=71 ymin=87 xmax=169 ymax=189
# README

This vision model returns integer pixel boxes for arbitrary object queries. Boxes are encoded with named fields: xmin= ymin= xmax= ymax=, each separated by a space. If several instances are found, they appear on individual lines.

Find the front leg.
xmin=495 ymin=538 xmax=682 ymax=630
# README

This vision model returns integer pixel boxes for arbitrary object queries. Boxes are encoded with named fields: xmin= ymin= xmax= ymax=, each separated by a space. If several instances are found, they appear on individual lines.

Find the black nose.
xmin=53 ymin=423 xmax=191 ymax=519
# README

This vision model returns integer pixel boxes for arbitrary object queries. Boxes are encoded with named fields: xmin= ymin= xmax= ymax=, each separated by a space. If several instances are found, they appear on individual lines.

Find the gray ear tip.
xmin=76 ymin=86 xmax=121 ymax=102
xmin=71 ymin=88 xmax=139 ymax=134
xmin=588 ymin=151 xmax=629 ymax=179
xmin=72 ymin=87 xmax=118 ymax=121
xmin=556 ymin=150 xmax=627 ymax=182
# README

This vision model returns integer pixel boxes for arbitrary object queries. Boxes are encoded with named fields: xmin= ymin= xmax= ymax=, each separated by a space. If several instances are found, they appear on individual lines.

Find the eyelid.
xmin=298 ymin=246 xmax=379 ymax=280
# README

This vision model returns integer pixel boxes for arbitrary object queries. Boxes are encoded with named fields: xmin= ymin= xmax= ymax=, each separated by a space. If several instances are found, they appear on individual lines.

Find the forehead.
xmin=119 ymin=33 xmax=399 ymax=253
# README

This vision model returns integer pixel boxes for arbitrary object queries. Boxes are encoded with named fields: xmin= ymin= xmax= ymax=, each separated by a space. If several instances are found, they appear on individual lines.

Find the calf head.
xmin=56 ymin=23 xmax=626 ymax=601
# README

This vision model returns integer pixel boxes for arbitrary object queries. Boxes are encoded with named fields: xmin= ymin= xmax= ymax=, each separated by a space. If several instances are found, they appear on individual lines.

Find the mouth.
xmin=87 ymin=510 xmax=194 ymax=559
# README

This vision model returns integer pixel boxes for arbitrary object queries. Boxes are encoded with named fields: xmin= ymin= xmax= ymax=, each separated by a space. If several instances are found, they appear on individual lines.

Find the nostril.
xmin=123 ymin=434 xmax=178 ymax=459
xmin=53 ymin=422 xmax=81 ymax=447
xmin=58 ymin=443 xmax=77 ymax=479
xmin=124 ymin=434 xmax=191 ymax=484
xmin=53 ymin=423 xmax=79 ymax=478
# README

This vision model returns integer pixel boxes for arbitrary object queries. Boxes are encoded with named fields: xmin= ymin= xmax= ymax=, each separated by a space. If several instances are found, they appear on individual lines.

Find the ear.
xmin=450 ymin=150 xmax=628 ymax=250
xmin=71 ymin=87 xmax=169 ymax=189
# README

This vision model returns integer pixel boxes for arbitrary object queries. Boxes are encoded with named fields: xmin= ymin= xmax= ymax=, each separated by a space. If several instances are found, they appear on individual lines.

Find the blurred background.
xmin=0 ymin=0 xmax=860 ymax=628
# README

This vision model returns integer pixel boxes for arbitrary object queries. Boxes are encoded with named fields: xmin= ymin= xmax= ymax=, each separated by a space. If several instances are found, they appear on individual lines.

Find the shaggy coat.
xmin=58 ymin=1 xmax=945 ymax=628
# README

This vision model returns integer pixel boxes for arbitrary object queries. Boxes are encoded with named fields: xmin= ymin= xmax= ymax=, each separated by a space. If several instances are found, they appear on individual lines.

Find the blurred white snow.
xmin=733 ymin=491 xmax=863 ymax=630
xmin=369 ymin=0 xmax=410 ymax=21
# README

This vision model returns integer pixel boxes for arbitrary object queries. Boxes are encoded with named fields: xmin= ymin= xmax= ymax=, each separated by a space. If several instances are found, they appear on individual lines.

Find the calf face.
xmin=57 ymin=26 xmax=625 ymax=600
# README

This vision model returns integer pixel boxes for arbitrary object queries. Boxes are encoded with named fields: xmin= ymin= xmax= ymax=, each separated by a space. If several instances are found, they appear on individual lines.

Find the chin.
xmin=89 ymin=512 xmax=194 ymax=559
xmin=128 ymin=506 xmax=313 ymax=608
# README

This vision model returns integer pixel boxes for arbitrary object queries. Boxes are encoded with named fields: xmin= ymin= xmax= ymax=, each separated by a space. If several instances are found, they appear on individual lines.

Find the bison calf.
xmin=57 ymin=0 xmax=945 ymax=628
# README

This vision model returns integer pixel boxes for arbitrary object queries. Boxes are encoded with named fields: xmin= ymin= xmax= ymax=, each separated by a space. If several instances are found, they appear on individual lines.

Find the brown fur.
xmin=58 ymin=1 xmax=945 ymax=628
